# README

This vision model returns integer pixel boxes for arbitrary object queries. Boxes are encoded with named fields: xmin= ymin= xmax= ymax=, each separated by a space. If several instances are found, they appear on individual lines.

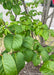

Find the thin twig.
xmin=5 ymin=25 xmax=14 ymax=35
xmin=49 ymin=9 xmax=54 ymax=29
xmin=45 ymin=0 xmax=51 ymax=21
xmin=41 ymin=0 xmax=47 ymax=23
xmin=47 ymin=11 xmax=54 ymax=19
xmin=22 ymin=0 xmax=34 ymax=38
xmin=22 ymin=0 xmax=28 ymax=14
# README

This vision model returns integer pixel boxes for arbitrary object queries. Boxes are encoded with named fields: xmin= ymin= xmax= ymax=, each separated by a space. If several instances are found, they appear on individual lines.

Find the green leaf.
xmin=6 ymin=1 xmax=12 ymax=10
xmin=13 ymin=4 xmax=21 ymax=15
xmin=50 ymin=30 xmax=54 ymax=37
xmin=12 ymin=34 xmax=22 ymax=50
xmin=3 ymin=1 xmax=12 ymax=10
xmin=41 ymin=50 xmax=49 ymax=62
xmin=4 ymin=34 xmax=22 ymax=51
xmin=35 ymin=24 xmax=49 ymax=40
xmin=2 ymin=53 xmax=17 ymax=75
xmin=23 ymin=36 xmax=34 ymax=49
xmin=6 ymin=11 xmax=11 ymax=16
xmin=10 ymin=14 xmax=15 ymax=21
xmin=0 ymin=13 xmax=3 ymax=19
xmin=8 ymin=24 xmax=25 ymax=33
xmin=33 ymin=41 xmax=41 ymax=51
xmin=20 ymin=16 xmax=32 ymax=25
xmin=32 ymin=53 xmax=41 ymax=66
xmin=40 ymin=61 xmax=54 ymax=75
xmin=45 ymin=46 xmax=52 ymax=53
xmin=49 ymin=55 xmax=54 ymax=60
xmin=35 ymin=27 xmax=43 ymax=35
xmin=0 ymin=56 xmax=5 ymax=75
xmin=29 ymin=10 xmax=37 ymax=16
xmin=4 ymin=34 xmax=13 ymax=51
xmin=41 ymin=30 xmax=49 ymax=41
xmin=15 ymin=52 xmax=25 ymax=73
xmin=23 ymin=49 xmax=34 ymax=62
xmin=15 ymin=25 xmax=25 ymax=33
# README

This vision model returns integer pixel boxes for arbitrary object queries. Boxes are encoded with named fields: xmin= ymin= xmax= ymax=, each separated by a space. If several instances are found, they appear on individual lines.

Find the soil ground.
xmin=19 ymin=62 xmax=42 ymax=75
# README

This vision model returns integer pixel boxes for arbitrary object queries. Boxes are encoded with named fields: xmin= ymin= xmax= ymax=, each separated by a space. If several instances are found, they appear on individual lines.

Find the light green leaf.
xmin=2 ymin=53 xmax=17 ymax=75
xmin=4 ymin=34 xmax=13 ymax=51
xmin=41 ymin=30 xmax=49 ymax=41
xmin=0 ymin=56 xmax=5 ymax=75
xmin=41 ymin=50 xmax=49 ymax=62
xmin=0 ymin=54 xmax=17 ymax=75
xmin=15 ymin=25 xmax=25 ymax=33
xmin=12 ymin=34 xmax=22 ymax=50
xmin=40 ymin=61 xmax=54 ymax=75
xmin=0 ymin=13 xmax=3 ymax=19
xmin=23 ymin=36 xmax=34 ymax=49
xmin=8 ymin=24 xmax=25 ymax=33
xmin=13 ymin=4 xmax=21 ymax=15
xmin=50 ymin=30 xmax=54 ymax=37
xmin=15 ymin=52 xmax=25 ymax=73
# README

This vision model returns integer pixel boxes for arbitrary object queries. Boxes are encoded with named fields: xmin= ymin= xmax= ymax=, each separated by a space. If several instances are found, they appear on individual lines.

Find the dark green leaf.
xmin=49 ymin=55 xmax=54 ymax=60
xmin=23 ymin=49 xmax=34 ymax=62
xmin=32 ymin=53 xmax=41 ymax=66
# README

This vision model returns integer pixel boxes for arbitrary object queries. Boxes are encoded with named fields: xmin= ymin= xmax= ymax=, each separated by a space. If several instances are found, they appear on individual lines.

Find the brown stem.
xmin=15 ymin=15 xmax=17 ymax=21
xmin=22 ymin=0 xmax=34 ymax=38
